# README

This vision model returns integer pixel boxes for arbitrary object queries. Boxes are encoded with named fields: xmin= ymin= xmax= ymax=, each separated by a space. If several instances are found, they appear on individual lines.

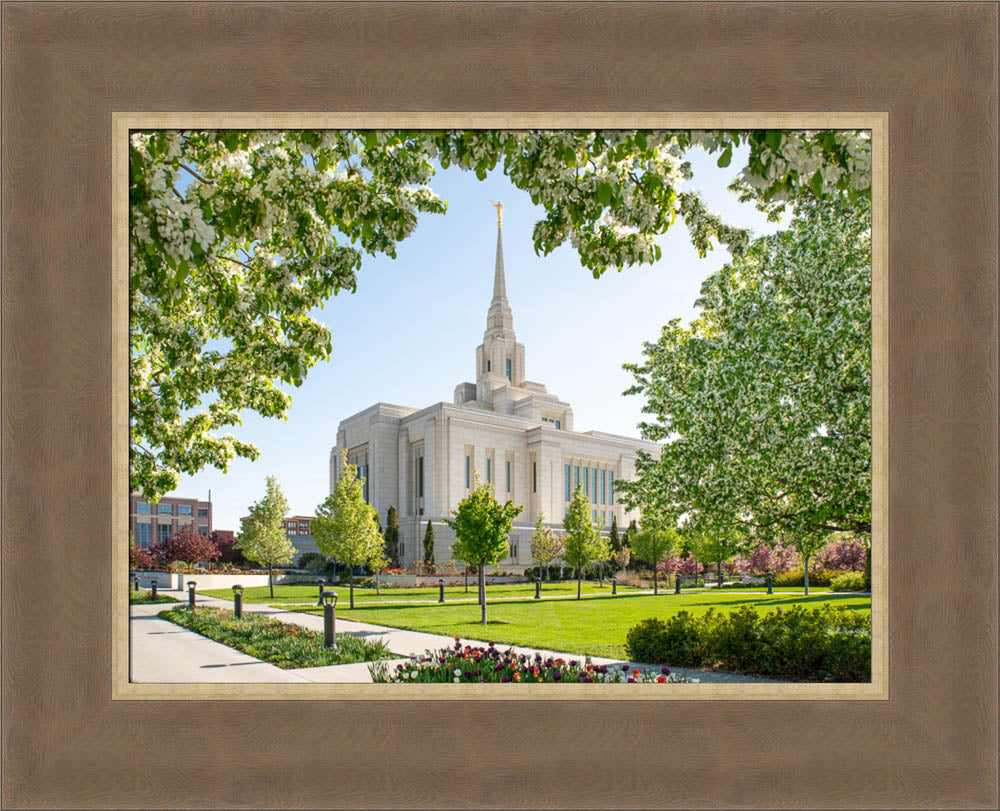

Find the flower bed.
xmin=369 ymin=639 xmax=698 ymax=683
xmin=158 ymin=606 xmax=391 ymax=668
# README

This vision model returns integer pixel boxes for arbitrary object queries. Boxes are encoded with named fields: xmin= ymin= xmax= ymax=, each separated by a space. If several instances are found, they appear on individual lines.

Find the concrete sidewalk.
xmin=130 ymin=602 xmax=412 ymax=683
xmin=130 ymin=592 xmax=779 ymax=683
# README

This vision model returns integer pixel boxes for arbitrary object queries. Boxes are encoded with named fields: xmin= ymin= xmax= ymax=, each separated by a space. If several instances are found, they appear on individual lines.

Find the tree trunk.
xmin=803 ymin=557 xmax=810 ymax=596
xmin=350 ymin=564 xmax=355 ymax=609
xmin=375 ymin=569 xmax=380 ymax=595
xmin=717 ymin=559 xmax=723 ymax=589
xmin=268 ymin=563 xmax=274 ymax=598
xmin=479 ymin=566 xmax=487 ymax=625
xmin=653 ymin=567 xmax=658 ymax=596
xmin=464 ymin=565 xmax=469 ymax=593
xmin=577 ymin=568 xmax=582 ymax=600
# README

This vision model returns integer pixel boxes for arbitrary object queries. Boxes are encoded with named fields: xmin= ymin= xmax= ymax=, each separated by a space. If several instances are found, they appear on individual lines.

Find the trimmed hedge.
xmin=624 ymin=605 xmax=871 ymax=682
xmin=829 ymin=572 xmax=868 ymax=591
xmin=771 ymin=568 xmax=836 ymax=587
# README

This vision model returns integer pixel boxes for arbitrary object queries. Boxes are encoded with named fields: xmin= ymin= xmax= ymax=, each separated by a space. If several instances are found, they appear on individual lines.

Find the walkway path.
xmin=131 ymin=591 xmax=781 ymax=684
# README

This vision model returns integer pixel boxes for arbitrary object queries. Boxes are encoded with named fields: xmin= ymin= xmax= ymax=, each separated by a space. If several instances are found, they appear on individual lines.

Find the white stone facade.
xmin=330 ymin=224 xmax=660 ymax=570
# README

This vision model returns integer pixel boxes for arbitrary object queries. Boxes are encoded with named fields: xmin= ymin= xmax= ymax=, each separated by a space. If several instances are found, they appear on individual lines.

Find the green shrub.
xmin=771 ymin=568 xmax=836 ymax=587
xmin=829 ymin=572 xmax=868 ymax=591
xmin=624 ymin=605 xmax=871 ymax=682
xmin=297 ymin=552 xmax=328 ymax=571
xmin=563 ymin=566 xmax=576 ymax=580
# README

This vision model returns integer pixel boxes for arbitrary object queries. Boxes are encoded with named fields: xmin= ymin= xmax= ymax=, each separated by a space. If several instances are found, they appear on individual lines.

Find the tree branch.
xmin=179 ymin=164 xmax=214 ymax=185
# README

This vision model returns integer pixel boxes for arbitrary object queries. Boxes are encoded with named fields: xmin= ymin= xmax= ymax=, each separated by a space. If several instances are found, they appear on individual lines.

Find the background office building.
xmin=130 ymin=494 xmax=213 ymax=548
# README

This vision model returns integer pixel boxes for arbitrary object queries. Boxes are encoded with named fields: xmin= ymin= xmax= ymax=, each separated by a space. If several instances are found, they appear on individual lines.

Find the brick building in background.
xmin=238 ymin=514 xmax=320 ymax=562
xmin=130 ymin=494 xmax=212 ymax=548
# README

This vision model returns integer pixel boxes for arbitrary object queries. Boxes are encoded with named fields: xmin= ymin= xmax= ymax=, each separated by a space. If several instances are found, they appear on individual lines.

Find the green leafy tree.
xmin=612 ymin=546 xmax=631 ymax=579
xmin=788 ymin=532 xmax=829 ymax=596
xmin=685 ymin=522 xmax=744 ymax=590
xmin=624 ymin=519 xmax=638 ymax=569
xmin=423 ymin=520 xmax=436 ymax=572
xmin=312 ymin=450 xmax=383 ymax=608
xmin=630 ymin=520 xmax=678 ymax=595
xmin=562 ymin=485 xmax=601 ymax=600
xmin=592 ymin=531 xmax=612 ymax=587
xmin=384 ymin=505 xmax=400 ymax=568
xmin=235 ymin=476 xmax=295 ymax=598
xmin=129 ymin=129 xmax=871 ymax=502
xmin=620 ymin=198 xmax=872 ymax=546
xmin=444 ymin=473 xmax=522 ymax=625
xmin=529 ymin=511 xmax=564 ymax=590
xmin=609 ymin=514 xmax=621 ymax=554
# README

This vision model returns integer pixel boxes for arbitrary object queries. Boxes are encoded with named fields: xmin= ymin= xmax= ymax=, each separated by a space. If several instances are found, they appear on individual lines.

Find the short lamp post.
xmin=316 ymin=576 xmax=327 ymax=606
xmin=187 ymin=581 xmax=197 ymax=609
xmin=612 ymin=577 xmax=617 ymax=596
xmin=675 ymin=575 xmax=682 ymax=595
xmin=150 ymin=580 xmax=158 ymax=600
xmin=321 ymin=590 xmax=338 ymax=648
xmin=232 ymin=584 xmax=244 ymax=619
xmin=133 ymin=576 xmax=140 ymax=593
xmin=534 ymin=578 xmax=541 ymax=600
xmin=438 ymin=579 xmax=445 ymax=603
xmin=766 ymin=572 xmax=774 ymax=595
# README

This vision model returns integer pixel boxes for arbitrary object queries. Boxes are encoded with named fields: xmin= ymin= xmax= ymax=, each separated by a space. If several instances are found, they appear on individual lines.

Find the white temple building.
xmin=329 ymin=211 xmax=660 ymax=570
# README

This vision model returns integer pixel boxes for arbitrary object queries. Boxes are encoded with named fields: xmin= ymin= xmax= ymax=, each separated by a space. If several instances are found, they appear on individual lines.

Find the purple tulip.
xmin=621 ymin=664 xmax=630 ymax=671
xmin=661 ymin=667 xmax=671 ymax=675
xmin=628 ymin=678 xmax=636 ymax=683
xmin=553 ymin=672 xmax=562 ymax=681
xmin=501 ymin=675 xmax=511 ymax=682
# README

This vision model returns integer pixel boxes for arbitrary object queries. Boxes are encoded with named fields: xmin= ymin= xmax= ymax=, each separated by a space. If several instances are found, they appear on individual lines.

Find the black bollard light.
xmin=766 ymin=572 xmax=773 ymax=595
xmin=232 ymin=584 xmax=244 ymax=618
xmin=534 ymin=578 xmax=541 ymax=600
xmin=438 ymin=579 xmax=445 ymax=603
xmin=187 ymin=581 xmax=196 ymax=609
xmin=321 ymin=590 xmax=338 ymax=648
xmin=150 ymin=580 xmax=158 ymax=600
xmin=316 ymin=576 xmax=326 ymax=606
xmin=133 ymin=576 xmax=140 ymax=593
xmin=675 ymin=575 xmax=682 ymax=595
xmin=612 ymin=578 xmax=617 ymax=596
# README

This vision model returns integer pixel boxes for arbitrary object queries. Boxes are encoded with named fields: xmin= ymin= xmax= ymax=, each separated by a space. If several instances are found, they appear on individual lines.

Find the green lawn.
xmin=290 ymin=590 xmax=871 ymax=659
xmin=198 ymin=581 xmax=643 ymax=605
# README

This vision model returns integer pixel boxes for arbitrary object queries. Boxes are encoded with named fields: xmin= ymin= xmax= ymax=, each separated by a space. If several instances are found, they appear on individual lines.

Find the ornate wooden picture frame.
xmin=2 ymin=3 xmax=995 ymax=808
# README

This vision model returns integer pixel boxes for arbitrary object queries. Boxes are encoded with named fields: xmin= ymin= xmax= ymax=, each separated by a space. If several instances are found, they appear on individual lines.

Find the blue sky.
xmin=166 ymin=144 xmax=785 ymax=530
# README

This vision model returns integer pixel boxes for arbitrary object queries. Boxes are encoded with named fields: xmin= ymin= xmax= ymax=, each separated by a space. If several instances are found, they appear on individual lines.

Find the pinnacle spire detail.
xmin=492 ymin=224 xmax=507 ymax=302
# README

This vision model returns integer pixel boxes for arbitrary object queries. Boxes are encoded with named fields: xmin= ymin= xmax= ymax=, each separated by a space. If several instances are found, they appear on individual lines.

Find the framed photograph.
xmin=3 ymin=2 xmax=996 ymax=809
xmin=115 ymin=112 xmax=886 ymax=704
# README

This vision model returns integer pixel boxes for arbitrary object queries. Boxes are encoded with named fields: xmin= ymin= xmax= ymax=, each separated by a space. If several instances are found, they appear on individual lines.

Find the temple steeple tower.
xmin=475 ymin=206 xmax=525 ymax=401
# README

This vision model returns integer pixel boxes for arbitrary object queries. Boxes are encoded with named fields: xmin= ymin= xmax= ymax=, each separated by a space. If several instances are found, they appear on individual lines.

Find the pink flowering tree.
xmin=732 ymin=540 xmax=802 ymax=575
xmin=814 ymin=538 xmax=867 ymax=572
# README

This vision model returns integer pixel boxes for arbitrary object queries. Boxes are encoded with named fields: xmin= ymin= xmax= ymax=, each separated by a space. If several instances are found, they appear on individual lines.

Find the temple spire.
xmin=492 ymin=222 xmax=507 ymax=302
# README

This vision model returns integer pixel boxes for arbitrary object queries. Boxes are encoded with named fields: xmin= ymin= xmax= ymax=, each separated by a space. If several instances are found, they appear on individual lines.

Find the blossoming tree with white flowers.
xmin=129 ymin=128 xmax=871 ymax=502
xmin=619 ymin=195 xmax=872 ymax=577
